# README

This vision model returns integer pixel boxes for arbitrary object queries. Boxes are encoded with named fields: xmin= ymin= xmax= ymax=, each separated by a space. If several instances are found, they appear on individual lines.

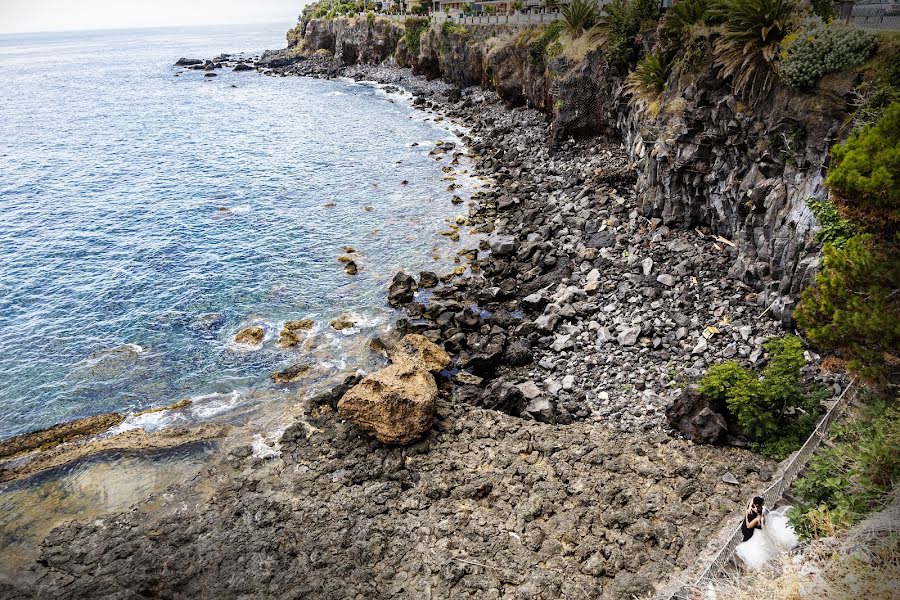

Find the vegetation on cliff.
xmin=778 ymin=17 xmax=877 ymax=89
xmin=796 ymin=104 xmax=900 ymax=383
xmin=788 ymin=395 xmax=899 ymax=540
xmin=697 ymin=335 xmax=825 ymax=458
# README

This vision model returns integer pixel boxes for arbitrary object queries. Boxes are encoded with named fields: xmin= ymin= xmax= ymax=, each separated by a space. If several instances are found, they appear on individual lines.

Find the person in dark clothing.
xmin=741 ymin=496 xmax=766 ymax=541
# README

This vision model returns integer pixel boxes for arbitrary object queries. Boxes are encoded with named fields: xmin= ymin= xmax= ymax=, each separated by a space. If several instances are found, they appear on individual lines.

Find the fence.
xmin=432 ymin=11 xmax=559 ymax=25
xmin=848 ymin=11 xmax=900 ymax=31
xmin=653 ymin=379 xmax=857 ymax=600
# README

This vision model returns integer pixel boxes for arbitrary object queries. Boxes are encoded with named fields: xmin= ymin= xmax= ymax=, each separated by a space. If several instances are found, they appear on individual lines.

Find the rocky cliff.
xmin=294 ymin=17 xmax=858 ymax=320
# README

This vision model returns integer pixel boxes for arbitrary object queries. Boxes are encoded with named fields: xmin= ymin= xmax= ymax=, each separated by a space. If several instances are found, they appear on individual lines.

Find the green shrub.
xmin=700 ymin=361 xmax=771 ymax=438
xmin=590 ymin=0 xmax=659 ymax=65
xmin=711 ymin=0 xmax=795 ymax=103
xmin=663 ymin=0 xmax=713 ymax=33
xmin=625 ymin=52 xmax=672 ymax=99
xmin=441 ymin=19 xmax=468 ymax=36
xmin=403 ymin=17 xmax=430 ymax=54
xmin=528 ymin=21 xmax=565 ymax=65
xmin=826 ymin=102 xmax=900 ymax=233
xmin=795 ymin=234 xmax=900 ymax=382
xmin=561 ymin=0 xmax=599 ymax=38
xmin=287 ymin=23 xmax=304 ymax=47
xmin=807 ymin=198 xmax=858 ymax=248
xmin=789 ymin=396 xmax=900 ymax=540
xmin=779 ymin=17 xmax=877 ymax=89
xmin=849 ymin=42 xmax=900 ymax=133
xmin=810 ymin=0 xmax=833 ymax=20
xmin=698 ymin=335 xmax=823 ymax=457
xmin=767 ymin=122 xmax=807 ymax=167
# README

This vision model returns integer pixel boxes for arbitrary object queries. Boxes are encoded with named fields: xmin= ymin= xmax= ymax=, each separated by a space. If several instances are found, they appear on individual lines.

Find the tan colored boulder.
xmin=389 ymin=334 xmax=451 ymax=373
xmin=278 ymin=319 xmax=314 ymax=348
xmin=234 ymin=326 xmax=264 ymax=346
xmin=337 ymin=362 xmax=437 ymax=445
xmin=330 ymin=314 xmax=356 ymax=331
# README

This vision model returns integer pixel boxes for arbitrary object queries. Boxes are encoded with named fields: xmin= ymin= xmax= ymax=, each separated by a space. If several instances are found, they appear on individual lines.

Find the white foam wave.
xmin=251 ymin=429 xmax=284 ymax=459
xmin=190 ymin=391 xmax=243 ymax=419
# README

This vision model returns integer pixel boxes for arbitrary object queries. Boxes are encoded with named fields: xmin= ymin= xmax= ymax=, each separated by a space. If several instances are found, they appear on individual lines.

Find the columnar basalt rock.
xmin=289 ymin=17 xmax=857 ymax=307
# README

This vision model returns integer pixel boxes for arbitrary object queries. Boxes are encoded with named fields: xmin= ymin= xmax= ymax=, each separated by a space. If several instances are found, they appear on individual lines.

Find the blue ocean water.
xmin=0 ymin=24 xmax=475 ymax=438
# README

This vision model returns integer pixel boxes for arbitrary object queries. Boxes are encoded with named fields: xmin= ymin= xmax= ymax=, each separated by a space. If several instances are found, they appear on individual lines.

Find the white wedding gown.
xmin=734 ymin=506 xmax=799 ymax=570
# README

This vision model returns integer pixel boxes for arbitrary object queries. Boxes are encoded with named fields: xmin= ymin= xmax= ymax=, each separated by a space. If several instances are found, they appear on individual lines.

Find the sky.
xmin=0 ymin=0 xmax=308 ymax=34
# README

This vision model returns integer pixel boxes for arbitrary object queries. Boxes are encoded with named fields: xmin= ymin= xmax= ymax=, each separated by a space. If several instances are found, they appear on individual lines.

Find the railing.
xmin=848 ymin=11 xmax=900 ymax=31
xmin=360 ymin=11 xmax=560 ymax=25
xmin=653 ymin=379 xmax=857 ymax=600
xmin=433 ymin=12 xmax=560 ymax=25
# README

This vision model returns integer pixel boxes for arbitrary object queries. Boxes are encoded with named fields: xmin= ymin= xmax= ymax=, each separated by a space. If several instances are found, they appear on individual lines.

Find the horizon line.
xmin=0 ymin=17 xmax=299 ymax=37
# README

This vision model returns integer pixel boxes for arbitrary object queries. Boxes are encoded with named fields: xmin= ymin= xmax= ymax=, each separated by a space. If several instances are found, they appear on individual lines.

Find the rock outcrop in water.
xmin=234 ymin=325 xmax=264 ymax=346
xmin=0 ymin=413 xmax=125 ymax=461
xmin=277 ymin=319 xmax=314 ymax=348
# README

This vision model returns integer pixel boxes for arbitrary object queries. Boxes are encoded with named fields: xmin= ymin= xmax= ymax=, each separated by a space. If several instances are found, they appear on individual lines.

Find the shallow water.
xmin=0 ymin=442 xmax=215 ymax=581
xmin=0 ymin=24 xmax=478 ymax=438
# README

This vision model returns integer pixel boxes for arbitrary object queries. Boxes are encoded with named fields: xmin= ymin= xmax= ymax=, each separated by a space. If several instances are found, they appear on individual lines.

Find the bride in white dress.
xmin=735 ymin=496 xmax=799 ymax=570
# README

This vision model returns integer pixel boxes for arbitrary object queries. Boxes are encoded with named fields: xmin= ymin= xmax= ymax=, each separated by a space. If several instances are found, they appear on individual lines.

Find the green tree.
xmin=796 ymin=235 xmax=900 ymax=382
xmin=826 ymin=102 xmax=900 ymax=234
xmin=561 ymin=0 xmax=598 ymax=37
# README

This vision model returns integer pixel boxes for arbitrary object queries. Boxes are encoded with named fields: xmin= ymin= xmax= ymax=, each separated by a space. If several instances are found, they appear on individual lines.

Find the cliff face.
xmin=298 ymin=17 xmax=857 ymax=318
xmin=303 ymin=16 xmax=404 ymax=65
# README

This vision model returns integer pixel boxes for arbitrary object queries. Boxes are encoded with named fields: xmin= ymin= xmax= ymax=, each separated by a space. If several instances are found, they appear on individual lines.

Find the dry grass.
xmin=684 ymin=530 xmax=900 ymax=600
xmin=558 ymin=31 xmax=603 ymax=62
xmin=665 ymin=96 xmax=689 ymax=116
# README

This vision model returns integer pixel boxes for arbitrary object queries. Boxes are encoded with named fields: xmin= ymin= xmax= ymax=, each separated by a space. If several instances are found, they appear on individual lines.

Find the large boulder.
xmin=488 ymin=234 xmax=517 ymax=257
xmin=387 ymin=271 xmax=417 ymax=306
xmin=665 ymin=386 xmax=729 ymax=444
xmin=337 ymin=362 xmax=437 ymax=445
xmin=389 ymin=334 xmax=451 ymax=373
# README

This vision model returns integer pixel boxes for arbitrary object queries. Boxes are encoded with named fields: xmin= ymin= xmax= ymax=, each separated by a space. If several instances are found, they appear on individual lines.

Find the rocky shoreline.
xmin=0 ymin=55 xmax=845 ymax=599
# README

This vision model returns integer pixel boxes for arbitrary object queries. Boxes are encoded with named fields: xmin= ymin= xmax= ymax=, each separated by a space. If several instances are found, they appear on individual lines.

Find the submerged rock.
xmin=234 ymin=326 xmax=264 ymax=346
xmin=232 ymin=63 xmax=254 ymax=71
xmin=189 ymin=312 xmax=226 ymax=333
xmin=174 ymin=57 xmax=203 ymax=66
xmin=330 ymin=315 xmax=355 ymax=331
xmin=0 ymin=413 xmax=125 ymax=460
xmin=271 ymin=363 xmax=313 ymax=384
xmin=337 ymin=362 xmax=437 ymax=445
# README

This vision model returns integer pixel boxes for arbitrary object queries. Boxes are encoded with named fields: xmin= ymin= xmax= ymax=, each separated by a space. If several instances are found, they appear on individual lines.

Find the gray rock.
xmin=488 ymin=234 xmax=517 ymax=256
xmin=550 ymin=334 xmax=573 ymax=352
xmin=656 ymin=273 xmax=675 ymax=287
xmin=618 ymin=325 xmax=641 ymax=347
xmin=517 ymin=381 xmax=542 ymax=400
xmin=692 ymin=337 xmax=708 ymax=355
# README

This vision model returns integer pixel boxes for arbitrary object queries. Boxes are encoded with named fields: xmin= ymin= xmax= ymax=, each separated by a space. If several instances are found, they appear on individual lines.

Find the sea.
xmin=0 ymin=23 xmax=480 ymax=574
